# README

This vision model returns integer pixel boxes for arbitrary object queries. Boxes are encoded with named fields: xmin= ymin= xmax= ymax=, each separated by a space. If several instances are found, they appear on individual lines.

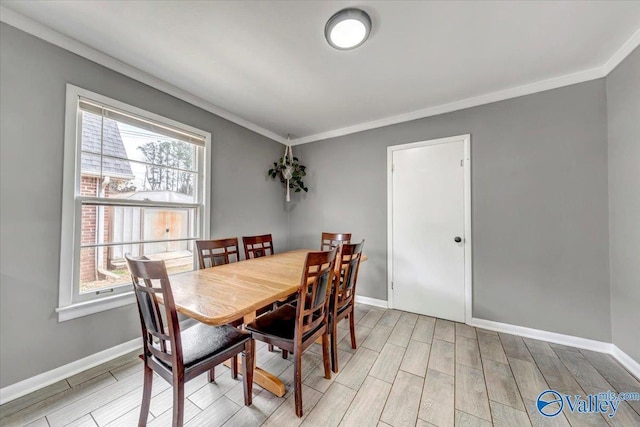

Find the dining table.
xmin=165 ymin=248 xmax=367 ymax=397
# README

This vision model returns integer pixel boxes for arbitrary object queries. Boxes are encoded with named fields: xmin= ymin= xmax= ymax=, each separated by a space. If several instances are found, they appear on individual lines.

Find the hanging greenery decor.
xmin=268 ymin=145 xmax=308 ymax=202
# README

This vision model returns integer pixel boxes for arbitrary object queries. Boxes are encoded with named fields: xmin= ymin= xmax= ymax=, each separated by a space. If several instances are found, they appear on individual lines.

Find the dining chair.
xmin=196 ymin=238 xmax=243 ymax=329
xmin=328 ymin=240 xmax=365 ymax=373
xmin=242 ymin=234 xmax=275 ymax=259
xmin=196 ymin=237 xmax=240 ymax=269
xmin=126 ymin=255 xmax=255 ymax=427
xmin=246 ymin=248 xmax=338 ymax=417
xmin=320 ymin=232 xmax=352 ymax=250
xmin=242 ymin=233 xmax=280 ymax=352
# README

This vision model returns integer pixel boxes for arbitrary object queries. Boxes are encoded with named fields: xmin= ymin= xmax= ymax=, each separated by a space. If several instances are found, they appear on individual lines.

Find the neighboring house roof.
xmin=81 ymin=112 xmax=134 ymax=178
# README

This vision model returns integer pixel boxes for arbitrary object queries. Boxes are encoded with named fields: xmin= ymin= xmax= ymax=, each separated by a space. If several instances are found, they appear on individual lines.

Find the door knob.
xmin=454 ymin=236 xmax=462 ymax=243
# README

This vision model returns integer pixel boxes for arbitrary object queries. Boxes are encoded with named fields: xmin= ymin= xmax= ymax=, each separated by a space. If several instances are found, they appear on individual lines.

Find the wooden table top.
xmin=167 ymin=249 xmax=366 ymax=326
xmin=169 ymin=249 xmax=307 ymax=325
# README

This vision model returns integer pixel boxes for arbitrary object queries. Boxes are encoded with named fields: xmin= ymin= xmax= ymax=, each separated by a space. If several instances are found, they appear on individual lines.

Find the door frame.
xmin=387 ymin=134 xmax=472 ymax=323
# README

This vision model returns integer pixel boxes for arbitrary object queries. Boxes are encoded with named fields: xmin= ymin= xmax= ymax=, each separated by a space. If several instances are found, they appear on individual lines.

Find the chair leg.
xmin=294 ymin=349 xmax=303 ymax=417
xmin=242 ymin=340 xmax=254 ymax=406
xmin=208 ymin=366 xmax=215 ymax=383
xmin=267 ymin=304 xmax=276 ymax=355
xmin=330 ymin=322 xmax=338 ymax=373
xmin=321 ymin=333 xmax=331 ymax=379
xmin=231 ymin=356 xmax=238 ymax=379
xmin=138 ymin=364 xmax=153 ymax=427
xmin=282 ymin=349 xmax=288 ymax=359
xmin=349 ymin=312 xmax=357 ymax=349
xmin=172 ymin=379 xmax=185 ymax=427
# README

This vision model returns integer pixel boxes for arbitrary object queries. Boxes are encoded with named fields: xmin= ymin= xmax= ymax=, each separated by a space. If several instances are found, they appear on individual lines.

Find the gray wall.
xmin=2 ymin=20 xmax=635 ymax=389
xmin=0 ymin=23 xmax=288 ymax=387
xmin=290 ymin=80 xmax=612 ymax=342
xmin=607 ymin=47 xmax=640 ymax=363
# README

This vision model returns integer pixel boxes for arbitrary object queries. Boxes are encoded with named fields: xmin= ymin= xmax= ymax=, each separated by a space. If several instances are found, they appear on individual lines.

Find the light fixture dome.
xmin=325 ymin=8 xmax=372 ymax=50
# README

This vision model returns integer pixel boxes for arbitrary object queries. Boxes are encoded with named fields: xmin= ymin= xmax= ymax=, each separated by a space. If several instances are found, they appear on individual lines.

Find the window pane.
xmin=79 ymin=203 xmax=197 ymax=295
xmin=80 ymin=204 xmax=98 ymax=247
xmin=80 ymin=112 xmax=133 ymax=176
xmin=79 ymin=110 xmax=199 ymax=202
xmin=79 ymin=167 xmax=197 ymax=202
xmin=79 ymin=245 xmax=131 ymax=294
xmin=80 ymin=99 xmax=205 ymax=147
xmin=107 ymin=165 xmax=197 ymax=202
xmin=119 ymin=122 xmax=196 ymax=171
xmin=80 ymin=111 xmax=197 ymax=170
xmin=80 ymin=205 xmax=198 ymax=246
xmin=80 ymin=111 xmax=105 ymax=155
xmin=79 ymin=242 xmax=195 ymax=294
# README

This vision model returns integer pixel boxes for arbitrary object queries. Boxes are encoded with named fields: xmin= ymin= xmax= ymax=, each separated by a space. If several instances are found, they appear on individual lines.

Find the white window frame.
xmin=57 ymin=84 xmax=211 ymax=322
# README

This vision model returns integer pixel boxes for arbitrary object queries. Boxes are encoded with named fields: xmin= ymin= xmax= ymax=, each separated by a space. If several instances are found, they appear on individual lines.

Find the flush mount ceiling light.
xmin=325 ymin=8 xmax=372 ymax=50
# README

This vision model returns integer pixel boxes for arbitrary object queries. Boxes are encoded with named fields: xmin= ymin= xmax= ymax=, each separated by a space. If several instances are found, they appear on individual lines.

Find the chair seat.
xmin=156 ymin=323 xmax=250 ymax=370
xmin=246 ymin=304 xmax=322 ymax=341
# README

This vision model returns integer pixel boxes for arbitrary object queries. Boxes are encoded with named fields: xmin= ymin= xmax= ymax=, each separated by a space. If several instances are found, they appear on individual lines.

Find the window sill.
xmin=56 ymin=292 xmax=136 ymax=322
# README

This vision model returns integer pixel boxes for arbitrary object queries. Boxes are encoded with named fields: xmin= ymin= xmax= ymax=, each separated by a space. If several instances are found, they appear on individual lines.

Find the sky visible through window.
xmin=115 ymin=122 xmax=196 ymax=195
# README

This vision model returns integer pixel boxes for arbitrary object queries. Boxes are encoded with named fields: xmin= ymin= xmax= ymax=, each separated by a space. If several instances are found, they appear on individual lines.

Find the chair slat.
xmin=196 ymin=238 xmax=240 ymax=269
xmin=321 ymin=232 xmax=352 ymax=251
xmin=242 ymin=234 xmax=275 ymax=259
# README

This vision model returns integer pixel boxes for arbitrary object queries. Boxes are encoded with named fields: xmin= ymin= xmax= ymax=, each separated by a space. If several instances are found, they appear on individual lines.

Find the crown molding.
xmin=603 ymin=27 xmax=640 ymax=75
xmin=290 ymin=65 xmax=606 ymax=145
xmin=0 ymin=6 xmax=288 ymax=145
xmin=290 ymin=27 xmax=639 ymax=145
xmin=2 ymin=5 xmax=638 ymax=147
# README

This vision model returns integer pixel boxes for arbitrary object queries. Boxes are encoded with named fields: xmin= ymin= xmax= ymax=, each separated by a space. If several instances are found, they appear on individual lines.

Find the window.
xmin=58 ymin=85 xmax=210 ymax=321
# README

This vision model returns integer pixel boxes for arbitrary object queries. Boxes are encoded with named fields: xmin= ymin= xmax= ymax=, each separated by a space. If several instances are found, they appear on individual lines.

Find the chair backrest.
xmin=196 ymin=238 xmax=240 ymax=269
xmin=242 ymin=234 xmax=275 ymax=259
xmin=294 ymin=248 xmax=338 ymax=338
xmin=320 ymin=232 xmax=352 ymax=251
xmin=126 ymin=255 xmax=182 ymax=371
xmin=333 ymin=240 xmax=365 ymax=313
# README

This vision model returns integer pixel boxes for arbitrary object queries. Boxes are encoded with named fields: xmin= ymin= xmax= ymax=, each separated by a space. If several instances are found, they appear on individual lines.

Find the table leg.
xmin=222 ymin=310 xmax=286 ymax=398
xmin=224 ymin=359 xmax=286 ymax=397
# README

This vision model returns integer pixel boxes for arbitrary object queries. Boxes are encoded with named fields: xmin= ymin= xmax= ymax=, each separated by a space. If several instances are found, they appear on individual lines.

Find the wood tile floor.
xmin=2 ymin=305 xmax=639 ymax=427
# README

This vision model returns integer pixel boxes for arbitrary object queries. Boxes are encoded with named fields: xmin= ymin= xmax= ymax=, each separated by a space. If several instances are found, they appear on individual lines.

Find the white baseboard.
xmin=0 ymin=337 xmax=141 ymax=405
xmin=355 ymin=295 xmax=388 ymax=309
xmin=469 ymin=317 xmax=640 ymax=381
xmin=0 ymin=318 xmax=197 ymax=405
xmin=354 ymin=298 xmax=640 ymax=380
xmin=468 ymin=317 xmax=613 ymax=353
xmin=612 ymin=345 xmax=640 ymax=380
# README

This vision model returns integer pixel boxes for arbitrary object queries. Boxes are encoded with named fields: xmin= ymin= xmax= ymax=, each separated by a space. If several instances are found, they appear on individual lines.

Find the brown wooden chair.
xmin=242 ymin=233 xmax=281 ymax=352
xmin=242 ymin=234 xmax=275 ymax=259
xmin=320 ymin=232 xmax=352 ymax=250
xmin=329 ymin=240 xmax=364 ymax=373
xmin=246 ymin=248 xmax=338 ymax=417
xmin=196 ymin=237 xmax=240 ymax=269
xmin=196 ymin=238 xmax=243 ymax=328
xmin=126 ymin=255 xmax=254 ymax=427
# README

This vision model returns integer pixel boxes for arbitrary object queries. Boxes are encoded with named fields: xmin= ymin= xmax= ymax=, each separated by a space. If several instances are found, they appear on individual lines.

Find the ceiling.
xmin=2 ymin=1 xmax=640 ymax=144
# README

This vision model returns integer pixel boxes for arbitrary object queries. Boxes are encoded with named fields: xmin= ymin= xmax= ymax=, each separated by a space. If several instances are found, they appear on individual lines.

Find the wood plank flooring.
xmin=1 ymin=305 xmax=639 ymax=426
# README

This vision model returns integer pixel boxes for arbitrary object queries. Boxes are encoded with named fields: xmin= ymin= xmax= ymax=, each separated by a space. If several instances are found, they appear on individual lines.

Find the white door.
xmin=390 ymin=136 xmax=468 ymax=322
